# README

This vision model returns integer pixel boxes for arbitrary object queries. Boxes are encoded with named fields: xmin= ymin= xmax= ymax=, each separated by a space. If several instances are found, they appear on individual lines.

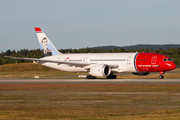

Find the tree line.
xmin=0 ymin=47 xmax=180 ymax=65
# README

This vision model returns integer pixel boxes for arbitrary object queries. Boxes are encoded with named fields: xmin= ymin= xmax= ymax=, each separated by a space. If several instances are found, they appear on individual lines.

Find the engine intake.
xmin=89 ymin=64 xmax=111 ymax=77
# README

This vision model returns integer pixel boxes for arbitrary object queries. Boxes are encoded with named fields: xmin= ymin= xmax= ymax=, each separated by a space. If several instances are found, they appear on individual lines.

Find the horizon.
xmin=2 ymin=43 xmax=180 ymax=53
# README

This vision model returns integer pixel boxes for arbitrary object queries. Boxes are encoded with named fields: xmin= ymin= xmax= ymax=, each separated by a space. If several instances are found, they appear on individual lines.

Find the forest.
xmin=0 ymin=47 xmax=180 ymax=65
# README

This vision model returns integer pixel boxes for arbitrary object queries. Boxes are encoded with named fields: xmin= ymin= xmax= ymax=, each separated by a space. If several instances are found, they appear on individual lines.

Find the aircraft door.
xmin=151 ymin=56 xmax=157 ymax=64
xmin=83 ymin=57 xmax=88 ymax=63
xmin=127 ymin=57 xmax=131 ymax=64
xmin=127 ymin=57 xmax=134 ymax=71
xmin=57 ymin=57 xmax=61 ymax=65
xmin=57 ymin=57 xmax=61 ymax=61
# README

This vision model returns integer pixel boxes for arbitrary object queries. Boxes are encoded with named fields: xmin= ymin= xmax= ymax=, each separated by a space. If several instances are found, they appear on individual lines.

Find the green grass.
xmin=1 ymin=84 xmax=180 ymax=119
xmin=0 ymin=63 xmax=87 ymax=78
xmin=0 ymin=71 xmax=85 ymax=78
xmin=0 ymin=63 xmax=51 ymax=72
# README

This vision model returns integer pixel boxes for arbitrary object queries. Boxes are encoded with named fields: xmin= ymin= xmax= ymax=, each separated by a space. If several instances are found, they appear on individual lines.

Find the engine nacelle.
xmin=89 ymin=64 xmax=111 ymax=77
xmin=132 ymin=72 xmax=150 ymax=76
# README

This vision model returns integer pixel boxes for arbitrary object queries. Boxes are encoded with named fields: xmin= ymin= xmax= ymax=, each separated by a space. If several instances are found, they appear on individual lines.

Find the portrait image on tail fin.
xmin=34 ymin=27 xmax=61 ymax=56
xmin=41 ymin=37 xmax=52 ymax=56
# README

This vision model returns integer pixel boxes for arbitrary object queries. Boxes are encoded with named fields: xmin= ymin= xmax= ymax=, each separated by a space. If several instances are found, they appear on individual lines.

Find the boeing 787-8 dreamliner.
xmin=6 ymin=27 xmax=176 ymax=79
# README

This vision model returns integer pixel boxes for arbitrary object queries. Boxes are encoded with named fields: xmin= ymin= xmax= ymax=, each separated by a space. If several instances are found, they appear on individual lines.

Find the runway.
xmin=0 ymin=79 xmax=180 ymax=84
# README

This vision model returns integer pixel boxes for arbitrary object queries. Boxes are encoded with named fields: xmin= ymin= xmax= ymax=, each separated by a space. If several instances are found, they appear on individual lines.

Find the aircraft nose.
xmin=171 ymin=62 xmax=176 ymax=70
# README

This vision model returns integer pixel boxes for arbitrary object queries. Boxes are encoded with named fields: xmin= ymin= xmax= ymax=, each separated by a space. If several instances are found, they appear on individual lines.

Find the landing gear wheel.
xmin=107 ymin=74 xmax=117 ymax=79
xmin=86 ymin=75 xmax=96 ymax=79
xmin=159 ymin=75 xmax=164 ymax=79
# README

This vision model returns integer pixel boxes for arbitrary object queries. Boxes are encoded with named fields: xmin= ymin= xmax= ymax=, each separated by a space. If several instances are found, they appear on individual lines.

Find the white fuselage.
xmin=40 ymin=52 xmax=138 ymax=73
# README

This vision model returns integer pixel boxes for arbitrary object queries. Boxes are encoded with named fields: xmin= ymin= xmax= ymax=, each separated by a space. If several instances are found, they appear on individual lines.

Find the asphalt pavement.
xmin=0 ymin=79 xmax=180 ymax=84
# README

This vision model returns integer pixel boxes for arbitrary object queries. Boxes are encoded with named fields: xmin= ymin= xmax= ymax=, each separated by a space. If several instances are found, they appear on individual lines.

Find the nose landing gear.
xmin=159 ymin=71 xmax=165 ymax=79
xmin=159 ymin=74 xmax=164 ymax=79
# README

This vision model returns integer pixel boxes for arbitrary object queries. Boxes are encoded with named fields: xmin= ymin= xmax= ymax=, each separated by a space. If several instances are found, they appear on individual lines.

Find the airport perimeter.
xmin=1 ymin=64 xmax=180 ymax=119
xmin=1 ymin=83 xmax=180 ymax=119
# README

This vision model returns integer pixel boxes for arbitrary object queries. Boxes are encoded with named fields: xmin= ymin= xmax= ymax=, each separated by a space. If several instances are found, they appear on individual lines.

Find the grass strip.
xmin=0 ymin=84 xmax=180 ymax=119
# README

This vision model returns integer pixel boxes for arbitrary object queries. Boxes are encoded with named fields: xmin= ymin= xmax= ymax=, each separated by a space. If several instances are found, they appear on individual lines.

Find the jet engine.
xmin=132 ymin=72 xmax=150 ymax=76
xmin=89 ymin=64 xmax=111 ymax=77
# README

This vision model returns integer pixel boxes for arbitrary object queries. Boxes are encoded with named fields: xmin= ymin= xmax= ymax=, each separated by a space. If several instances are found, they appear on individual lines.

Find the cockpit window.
xmin=163 ymin=58 xmax=172 ymax=61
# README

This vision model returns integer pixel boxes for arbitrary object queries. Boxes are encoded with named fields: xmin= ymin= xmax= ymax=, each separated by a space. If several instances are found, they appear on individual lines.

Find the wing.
xmin=5 ymin=56 xmax=118 ymax=69
xmin=5 ymin=56 xmax=90 ymax=67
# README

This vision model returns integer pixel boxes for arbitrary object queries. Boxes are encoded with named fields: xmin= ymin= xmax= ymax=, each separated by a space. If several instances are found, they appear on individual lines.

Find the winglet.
xmin=34 ymin=27 xmax=42 ymax=32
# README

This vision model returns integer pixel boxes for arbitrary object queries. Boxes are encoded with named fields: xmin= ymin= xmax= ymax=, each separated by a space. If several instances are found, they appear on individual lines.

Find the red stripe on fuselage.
xmin=135 ymin=53 xmax=176 ymax=72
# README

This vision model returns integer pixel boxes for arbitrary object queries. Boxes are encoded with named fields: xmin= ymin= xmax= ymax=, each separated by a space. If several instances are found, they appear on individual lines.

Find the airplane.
xmin=6 ymin=27 xmax=176 ymax=79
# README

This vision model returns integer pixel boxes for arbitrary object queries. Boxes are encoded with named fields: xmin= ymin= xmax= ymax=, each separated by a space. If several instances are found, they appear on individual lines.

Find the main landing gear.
xmin=86 ymin=75 xmax=96 ymax=79
xmin=86 ymin=74 xmax=117 ymax=79
xmin=107 ymin=74 xmax=117 ymax=79
xmin=159 ymin=71 xmax=165 ymax=79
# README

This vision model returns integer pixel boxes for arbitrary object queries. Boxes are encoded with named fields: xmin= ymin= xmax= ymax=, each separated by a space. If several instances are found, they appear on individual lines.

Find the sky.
xmin=1 ymin=0 xmax=180 ymax=52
